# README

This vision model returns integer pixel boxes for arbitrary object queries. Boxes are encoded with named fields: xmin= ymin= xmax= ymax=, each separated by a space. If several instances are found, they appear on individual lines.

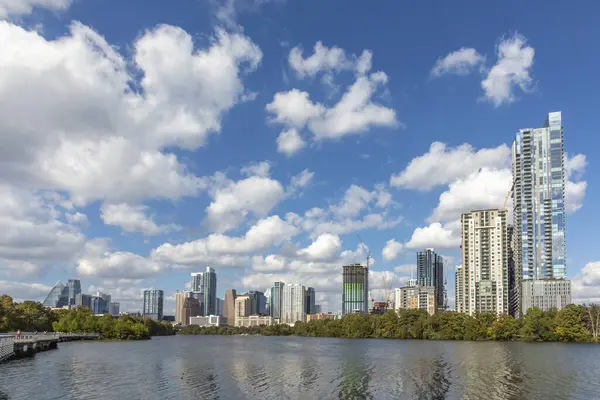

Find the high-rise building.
xmin=522 ymin=280 xmax=571 ymax=311
xmin=458 ymin=209 xmax=510 ymax=316
xmin=202 ymin=267 xmax=217 ymax=316
xmin=42 ymin=281 xmax=70 ymax=308
xmin=235 ymin=294 xmax=252 ymax=321
xmin=109 ymin=302 xmax=120 ymax=316
xmin=216 ymin=297 xmax=224 ymax=316
xmin=264 ymin=287 xmax=271 ymax=316
xmin=176 ymin=290 xmax=201 ymax=326
xmin=66 ymin=279 xmax=81 ymax=306
xmin=417 ymin=249 xmax=444 ymax=312
xmin=270 ymin=282 xmax=285 ymax=320
xmin=313 ymin=305 xmax=321 ymax=314
xmin=224 ymin=289 xmax=237 ymax=326
xmin=248 ymin=291 xmax=266 ymax=315
xmin=512 ymin=111 xmax=570 ymax=315
xmin=455 ymin=265 xmax=464 ymax=313
xmin=143 ymin=289 xmax=164 ymax=321
xmin=91 ymin=293 xmax=110 ymax=315
xmin=305 ymin=287 xmax=316 ymax=315
xmin=75 ymin=293 xmax=92 ymax=309
xmin=394 ymin=284 xmax=436 ymax=316
xmin=282 ymin=284 xmax=306 ymax=324
xmin=190 ymin=272 xmax=204 ymax=293
xmin=342 ymin=264 xmax=369 ymax=315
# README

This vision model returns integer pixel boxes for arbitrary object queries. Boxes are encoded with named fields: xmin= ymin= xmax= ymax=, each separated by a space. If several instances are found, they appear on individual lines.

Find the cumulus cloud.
xmin=481 ymin=33 xmax=535 ymax=106
xmin=0 ymin=0 xmax=71 ymax=18
xmin=431 ymin=47 xmax=485 ymax=77
xmin=405 ymin=221 xmax=460 ymax=250
xmin=390 ymin=142 xmax=510 ymax=190
xmin=288 ymin=41 xmax=372 ymax=78
xmin=0 ymin=22 xmax=261 ymax=205
xmin=382 ymin=239 xmax=403 ymax=261
xmin=100 ymin=203 xmax=181 ymax=236
xmin=565 ymin=153 xmax=587 ymax=213
xmin=276 ymin=128 xmax=306 ymax=156
xmin=240 ymin=161 xmax=271 ymax=178
xmin=65 ymin=212 xmax=89 ymax=228
xmin=288 ymin=169 xmax=314 ymax=194
xmin=572 ymin=262 xmax=600 ymax=304
xmin=0 ymin=280 xmax=52 ymax=300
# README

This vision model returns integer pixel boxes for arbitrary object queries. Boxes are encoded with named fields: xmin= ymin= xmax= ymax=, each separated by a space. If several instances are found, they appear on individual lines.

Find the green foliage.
xmin=179 ymin=307 xmax=598 ymax=343
xmin=0 ymin=296 xmax=173 ymax=340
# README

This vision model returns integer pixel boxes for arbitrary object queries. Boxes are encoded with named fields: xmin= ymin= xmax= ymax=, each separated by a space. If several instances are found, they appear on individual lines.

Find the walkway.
xmin=0 ymin=332 xmax=100 ymax=363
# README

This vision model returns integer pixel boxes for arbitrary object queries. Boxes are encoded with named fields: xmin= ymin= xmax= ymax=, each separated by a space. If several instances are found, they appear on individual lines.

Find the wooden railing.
xmin=0 ymin=335 xmax=15 ymax=362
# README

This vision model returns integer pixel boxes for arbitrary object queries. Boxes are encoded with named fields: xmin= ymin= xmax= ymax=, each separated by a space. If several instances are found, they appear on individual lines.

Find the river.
xmin=0 ymin=336 xmax=599 ymax=399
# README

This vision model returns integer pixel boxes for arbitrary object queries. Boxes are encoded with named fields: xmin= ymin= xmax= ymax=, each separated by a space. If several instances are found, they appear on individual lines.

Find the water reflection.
xmin=410 ymin=357 xmax=451 ymax=400
xmin=337 ymin=342 xmax=372 ymax=400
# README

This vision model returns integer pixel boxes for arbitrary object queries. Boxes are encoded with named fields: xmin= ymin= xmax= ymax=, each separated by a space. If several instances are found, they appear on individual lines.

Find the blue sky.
xmin=0 ymin=0 xmax=598 ymax=313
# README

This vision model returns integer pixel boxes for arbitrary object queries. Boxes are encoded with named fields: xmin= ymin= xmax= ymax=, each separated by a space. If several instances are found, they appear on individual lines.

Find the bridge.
xmin=0 ymin=332 xmax=100 ymax=363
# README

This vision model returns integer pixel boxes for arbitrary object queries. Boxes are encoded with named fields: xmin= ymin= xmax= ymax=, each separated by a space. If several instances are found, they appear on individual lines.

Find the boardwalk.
xmin=0 ymin=332 xmax=100 ymax=363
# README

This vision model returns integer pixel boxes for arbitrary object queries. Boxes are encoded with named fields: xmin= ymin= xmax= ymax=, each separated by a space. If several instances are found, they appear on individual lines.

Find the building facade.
xmin=270 ymin=281 xmax=285 ymax=320
xmin=235 ymin=316 xmax=273 ymax=327
xmin=248 ymin=291 xmax=266 ymax=315
xmin=224 ymin=289 xmax=237 ymax=326
xmin=417 ymin=249 xmax=444 ymax=311
xmin=190 ymin=272 xmax=203 ymax=293
xmin=306 ymin=313 xmax=336 ymax=322
xmin=42 ymin=281 xmax=69 ymax=308
xmin=455 ymin=265 xmax=464 ymax=313
xmin=458 ymin=209 xmax=510 ymax=316
xmin=203 ymin=267 xmax=217 ymax=316
xmin=282 ymin=283 xmax=306 ymax=324
xmin=75 ymin=293 xmax=92 ymax=309
xmin=394 ymin=285 xmax=436 ymax=316
xmin=522 ymin=280 xmax=571 ymax=312
xmin=66 ymin=279 xmax=81 ymax=306
xmin=175 ymin=290 xmax=201 ymax=326
xmin=342 ymin=264 xmax=369 ymax=315
xmin=235 ymin=295 xmax=252 ymax=322
xmin=512 ymin=111 xmax=570 ymax=315
xmin=305 ymin=287 xmax=316 ymax=315
xmin=109 ymin=302 xmax=120 ymax=316
xmin=190 ymin=315 xmax=226 ymax=327
xmin=143 ymin=289 xmax=164 ymax=321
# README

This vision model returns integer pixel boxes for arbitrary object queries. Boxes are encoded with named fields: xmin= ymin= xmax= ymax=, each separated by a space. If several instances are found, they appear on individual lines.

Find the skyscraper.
xmin=282 ymin=284 xmax=306 ymax=324
xmin=224 ymin=289 xmax=237 ymax=325
xmin=42 ymin=281 xmax=69 ymax=308
xmin=176 ymin=290 xmax=201 ymax=326
xmin=458 ymin=209 xmax=510 ymax=316
xmin=417 ymin=249 xmax=444 ymax=311
xmin=202 ymin=267 xmax=217 ymax=316
xmin=305 ymin=287 xmax=316 ymax=314
xmin=270 ymin=281 xmax=285 ymax=320
xmin=66 ymin=279 xmax=81 ymax=306
xmin=143 ymin=289 xmax=164 ymax=321
xmin=190 ymin=272 xmax=203 ymax=293
xmin=512 ymin=111 xmax=570 ymax=315
xmin=342 ymin=264 xmax=369 ymax=315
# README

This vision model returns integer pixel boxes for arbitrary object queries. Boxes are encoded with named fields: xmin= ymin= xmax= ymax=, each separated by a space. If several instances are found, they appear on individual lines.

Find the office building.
xmin=75 ymin=293 xmax=92 ymax=309
xmin=394 ymin=284 xmax=437 ymax=316
xmin=91 ymin=294 xmax=108 ymax=315
xmin=66 ymin=279 xmax=81 ymax=306
xmin=313 ymin=304 xmax=321 ymax=314
xmin=248 ymin=291 xmax=267 ymax=315
xmin=203 ymin=267 xmax=217 ymax=316
xmin=455 ymin=265 xmax=464 ymax=313
xmin=216 ymin=297 xmax=224 ymax=316
xmin=176 ymin=290 xmax=201 ymax=326
xmin=109 ymin=302 xmax=120 ymax=316
xmin=190 ymin=272 xmax=203 ymax=293
xmin=522 ymin=280 xmax=571 ymax=311
xmin=189 ymin=315 xmax=226 ymax=327
xmin=42 ymin=281 xmax=69 ymax=308
xmin=235 ymin=316 xmax=273 ymax=327
xmin=305 ymin=287 xmax=316 ymax=315
xmin=282 ymin=283 xmax=306 ymax=324
xmin=342 ymin=264 xmax=369 ymax=315
xmin=143 ymin=289 xmax=164 ymax=321
xmin=224 ymin=289 xmax=237 ymax=326
xmin=512 ymin=111 xmax=570 ymax=315
xmin=458 ymin=209 xmax=510 ymax=316
xmin=264 ymin=287 xmax=271 ymax=316
xmin=235 ymin=294 xmax=252 ymax=321
xmin=417 ymin=249 xmax=444 ymax=311
xmin=270 ymin=282 xmax=285 ymax=320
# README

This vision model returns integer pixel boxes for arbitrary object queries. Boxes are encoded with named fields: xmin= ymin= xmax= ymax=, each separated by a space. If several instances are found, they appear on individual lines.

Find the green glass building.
xmin=342 ymin=264 xmax=369 ymax=315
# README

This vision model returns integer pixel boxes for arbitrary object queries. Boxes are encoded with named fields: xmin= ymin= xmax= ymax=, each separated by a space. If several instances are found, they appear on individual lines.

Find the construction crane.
xmin=382 ymin=272 xmax=393 ymax=310
xmin=357 ymin=234 xmax=375 ymax=309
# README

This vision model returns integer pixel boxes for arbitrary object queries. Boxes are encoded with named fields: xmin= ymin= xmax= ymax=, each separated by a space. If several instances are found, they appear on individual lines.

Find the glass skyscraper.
xmin=417 ymin=249 xmax=444 ymax=311
xmin=270 ymin=281 xmax=285 ymax=320
xmin=143 ymin=289 xmax=164 ymax=321
xmin=512 ymin=111 xmax=570 ymax=316
xmin=305 ymin=287 xmax=316 ymax=314
xmin=342 ymin=264 xmax=369 ymax=315
xmin=67 ymin=279 xmax=81 ymax=306
xmin=202 ymin=267 xmax=217 ymax=316
xmin=42 ymin=281 xmax=69 ymax=308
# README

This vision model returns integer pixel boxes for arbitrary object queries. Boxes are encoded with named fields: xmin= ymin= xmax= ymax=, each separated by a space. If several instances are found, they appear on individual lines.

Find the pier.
xmin=0 ymin=332 xmax=100 ymax=363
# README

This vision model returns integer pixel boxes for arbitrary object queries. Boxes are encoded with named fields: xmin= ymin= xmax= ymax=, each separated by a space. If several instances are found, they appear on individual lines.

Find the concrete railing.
xmin=0 ymin=335 xmax=15 ymax=362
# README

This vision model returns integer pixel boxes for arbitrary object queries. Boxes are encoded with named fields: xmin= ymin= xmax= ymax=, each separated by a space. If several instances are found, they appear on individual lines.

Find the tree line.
xmin=179 ymin=304 xmax=600 ymax=343
xmin=0 ymin=295 xmax=174 ymax=340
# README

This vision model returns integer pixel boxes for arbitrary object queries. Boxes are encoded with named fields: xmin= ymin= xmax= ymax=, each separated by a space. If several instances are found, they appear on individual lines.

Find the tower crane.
xmin=357 ymin=234 xmax=374 ymax=309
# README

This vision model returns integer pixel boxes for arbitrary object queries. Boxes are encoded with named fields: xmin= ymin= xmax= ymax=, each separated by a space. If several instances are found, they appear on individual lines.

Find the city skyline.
xmin=1 ymin=0 xmax=598 ymax=315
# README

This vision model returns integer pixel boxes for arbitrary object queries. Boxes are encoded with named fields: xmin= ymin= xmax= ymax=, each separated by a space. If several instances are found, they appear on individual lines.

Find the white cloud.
xmin=152 ymin=215 xmax=298 ymax=267
xmin=310 ymin=213 xmax=401 ymax=237
xmin=251 ymin=254 xmax=287 ymax=272
xmin=297 ymin=233 xmax=342 ymax=261
xmin=429 ymin=168 xmax=512 ymax=223
xmin=572 ymin=261 xmax=600 ymax=304
xmin=241 ymin=161 xmax=271 ymax=178
xmin=0 ymin=22 xmax=261 ymax=205
xmin=390 ymin=142 xmax=510 ymax=190
xmin=288 ymin=169 xmax=314 ymax=192
xmin=393 ymin=264 xmax=416 ymax=275
xmin=330 ymin=184 xmax=392 ymax=218
xmin=431 ymin=47 xmax=485 ymax=77
xmin=65 ymin=212 xmax=89 ymax=228
xmin=565 ymin=153 xmax=587 ymax=213
xmin=77 ymin=239 xmax=163 ymax=279
xmin=405 ymin=221 xmax=460 ymax=250
xmin=205 ymin=176 xmax=285 ymax=233
xmin=481 ymin=33 xmax=535 ymax=106
xmin=382 ymin=239 xmax=403 ymax=261
xmin=288 ymin=41 xmax=372 ymax=78
xmin=0 ymin=0 xmax=71 ymax=18
xmin=266 ymin=89 xmax=325 ymax=128
xmin=100 ymin=203 xmax=181 ymax=236
xmin=0 ymin=280 xmax=52 ymax=300
xmin=276 ymin=128 xmax=306 ymax=156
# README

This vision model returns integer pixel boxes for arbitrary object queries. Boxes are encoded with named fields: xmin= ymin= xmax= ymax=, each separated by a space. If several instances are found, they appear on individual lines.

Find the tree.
xmin=490 ymin=314 xmax=519 ymax=340
xmin=520 ymin=307 xmax=556 ymax=341
xmin=554 ymin=304 xmax=591 ymax=342
xmin=582 ymin=304 xmax=600 ymax=342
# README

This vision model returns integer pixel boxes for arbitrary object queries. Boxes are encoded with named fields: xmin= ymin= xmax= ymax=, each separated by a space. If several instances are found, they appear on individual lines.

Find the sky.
xmin=1 ymin=0 xmax=599 ymax=314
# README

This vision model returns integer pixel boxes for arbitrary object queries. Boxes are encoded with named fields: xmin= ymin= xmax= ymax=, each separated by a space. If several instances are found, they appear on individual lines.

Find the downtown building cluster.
xmin=175 ymin=269 xmax=328 ymax=328
xmin=455 ymin=111 xmax=571 ymax=317
xmin=42 ymin=279 xmax=120 ymax=316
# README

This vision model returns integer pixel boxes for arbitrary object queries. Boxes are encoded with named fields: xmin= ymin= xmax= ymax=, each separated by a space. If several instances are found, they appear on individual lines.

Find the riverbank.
xmin=178 ymin=305 xmax=600 ymax=343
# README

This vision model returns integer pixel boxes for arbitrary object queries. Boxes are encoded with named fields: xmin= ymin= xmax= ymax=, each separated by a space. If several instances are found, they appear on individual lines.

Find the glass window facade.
xmin=342 ymin=264 xmax=369 ymax=315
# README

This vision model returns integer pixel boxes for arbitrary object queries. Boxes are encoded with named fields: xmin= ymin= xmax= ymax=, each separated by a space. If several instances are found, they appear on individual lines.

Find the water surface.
xmin=1 ymin=336 xmax=599 ymax=399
